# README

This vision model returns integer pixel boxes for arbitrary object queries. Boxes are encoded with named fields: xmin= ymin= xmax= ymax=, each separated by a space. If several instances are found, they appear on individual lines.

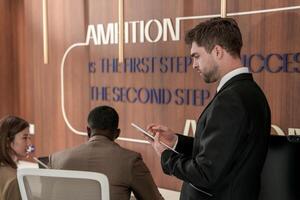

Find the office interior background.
xmin=0 ymin=0 xmax=299 ymax=198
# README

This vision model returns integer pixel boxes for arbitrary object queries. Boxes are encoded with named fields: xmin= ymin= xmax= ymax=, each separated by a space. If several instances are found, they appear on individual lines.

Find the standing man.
xmin=49 ymin=105 xmax=163 ymax=200
xmin=147 ymin=17 xmax=271 ymax=200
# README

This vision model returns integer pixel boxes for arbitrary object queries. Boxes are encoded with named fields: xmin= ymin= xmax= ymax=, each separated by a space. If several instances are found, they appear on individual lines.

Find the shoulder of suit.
xmin=51 ymin=143 xmax=87 ymax=159
xmin=0 ymin=166 xmax=17 ymax=182
xmin=218 ymin=78 xmax=256 ymax=97
xmin=50 ymin=141 xmax=142 ymax=163
xmin=0 ymin=165 xmax=16 ymax=174
xmin=114 ymin=144 xmax=142 ymax=159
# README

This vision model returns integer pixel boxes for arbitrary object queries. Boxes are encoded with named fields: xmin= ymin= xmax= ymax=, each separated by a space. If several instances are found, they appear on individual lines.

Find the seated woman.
xmin=0 ymin=116 xmax=31 ymax=200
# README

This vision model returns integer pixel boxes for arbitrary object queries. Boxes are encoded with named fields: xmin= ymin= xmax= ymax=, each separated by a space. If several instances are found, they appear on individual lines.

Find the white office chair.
xmin=17 ymin=168 xmax=110 ymax=200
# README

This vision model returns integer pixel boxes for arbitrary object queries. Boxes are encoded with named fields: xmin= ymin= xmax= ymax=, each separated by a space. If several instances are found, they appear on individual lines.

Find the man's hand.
xmin=152 ymin=133 xmax=167 ymax=157
xmin=146 ymin=124 xmax=178 ymax=157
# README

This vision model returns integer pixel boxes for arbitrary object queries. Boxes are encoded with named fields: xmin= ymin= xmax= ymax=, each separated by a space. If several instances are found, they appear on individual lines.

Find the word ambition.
xmin=86 ymin=18 xmax=180 ymax=45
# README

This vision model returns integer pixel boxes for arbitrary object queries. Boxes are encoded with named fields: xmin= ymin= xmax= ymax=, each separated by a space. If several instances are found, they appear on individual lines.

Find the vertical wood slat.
xmin=221 ymin=0 xmax=227 ymax=17
xmin=118 ymin=0 xmax=124 ymax=63
xmin=42 ymin=0 xmax=48 ymax=64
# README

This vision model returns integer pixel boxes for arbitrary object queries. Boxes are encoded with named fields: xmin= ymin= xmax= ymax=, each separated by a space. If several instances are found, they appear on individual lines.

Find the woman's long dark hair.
xmin=0 ymin=116 xmax=29 ymax=169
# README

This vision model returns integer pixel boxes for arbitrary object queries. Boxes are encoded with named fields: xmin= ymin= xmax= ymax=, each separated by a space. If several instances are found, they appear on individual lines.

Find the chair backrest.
xmin=259 ymin=136 xmax=300 ymax=200
xmin=17 ymin=168 xmax=110 ymax=200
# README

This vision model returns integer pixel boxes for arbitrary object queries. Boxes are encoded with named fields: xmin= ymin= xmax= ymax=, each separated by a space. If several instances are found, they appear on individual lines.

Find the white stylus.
xmin=131 ymin=123 xmax=179 ymax=154
xmin=32 ymin=157 xmax=50 ymax=169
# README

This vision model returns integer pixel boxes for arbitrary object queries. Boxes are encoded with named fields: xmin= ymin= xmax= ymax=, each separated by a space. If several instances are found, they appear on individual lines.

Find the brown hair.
xmin=185 ymin=17 xmax=243 ymax=58
xmin=0 ymin=116 xmax=29 ymax=169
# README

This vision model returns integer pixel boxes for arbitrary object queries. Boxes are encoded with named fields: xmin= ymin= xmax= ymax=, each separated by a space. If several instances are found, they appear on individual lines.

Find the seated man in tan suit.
xmin=49 ymin=105 xmax=163 ymax=200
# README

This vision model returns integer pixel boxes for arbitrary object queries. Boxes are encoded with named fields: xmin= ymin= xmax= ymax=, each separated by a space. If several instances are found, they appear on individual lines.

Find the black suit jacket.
xmin=161 ymin=74 xmax=271 ymax=200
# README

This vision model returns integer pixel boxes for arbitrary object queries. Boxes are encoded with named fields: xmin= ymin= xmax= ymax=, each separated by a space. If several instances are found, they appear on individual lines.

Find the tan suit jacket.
xmin=0 ymin=165 xmax=21 ymax=200
xmin=49 ymin=135 xmax=163 ymax=200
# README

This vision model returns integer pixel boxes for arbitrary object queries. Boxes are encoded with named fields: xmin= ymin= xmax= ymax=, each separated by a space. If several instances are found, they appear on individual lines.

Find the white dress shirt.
xmin=217 ymin=67 xmax=250 ymax=92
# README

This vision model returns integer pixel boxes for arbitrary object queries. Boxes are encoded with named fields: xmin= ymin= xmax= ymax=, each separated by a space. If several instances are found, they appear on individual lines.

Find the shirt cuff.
xmin=171 ymin=135 xmax=179 ymax=151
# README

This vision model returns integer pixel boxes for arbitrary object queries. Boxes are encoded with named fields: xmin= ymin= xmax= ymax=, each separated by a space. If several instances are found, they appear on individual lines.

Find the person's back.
xmin=49 ymin=106 xmax=163 ymax=200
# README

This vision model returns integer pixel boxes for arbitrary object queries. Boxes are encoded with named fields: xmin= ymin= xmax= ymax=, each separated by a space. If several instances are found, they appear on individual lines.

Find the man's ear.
xmin=213 ymin=45 xmax=224 ymax=60
xmin=114 ymin=129 xmax=121 ymax=140
xmin=87 ymin=127 xmax=91 ymax=138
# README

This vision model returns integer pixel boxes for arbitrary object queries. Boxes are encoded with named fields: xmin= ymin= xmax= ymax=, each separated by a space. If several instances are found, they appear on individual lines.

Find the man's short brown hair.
xmin=185 ymin=17 xmax=243 ymax=58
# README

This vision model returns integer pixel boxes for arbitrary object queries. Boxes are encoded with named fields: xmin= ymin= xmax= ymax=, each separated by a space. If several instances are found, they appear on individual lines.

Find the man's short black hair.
xmin=87 ymin=106 xmax=119 ymax=131
xmin=185 ymin=17 xmax=243 ymax=58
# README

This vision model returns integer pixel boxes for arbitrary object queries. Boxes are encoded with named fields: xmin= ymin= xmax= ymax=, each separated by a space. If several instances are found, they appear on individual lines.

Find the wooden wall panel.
xmin=0 ymin=0 xmax=20 ymax=116
xmin=5 ymin=0 xmax=300 ymax=191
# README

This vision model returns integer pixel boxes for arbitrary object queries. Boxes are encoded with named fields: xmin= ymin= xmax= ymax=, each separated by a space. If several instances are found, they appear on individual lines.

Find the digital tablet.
xmin=131 ymin=123 xmax=179 ymax=153
xmin=131 ymin=123 xmax=155 ymax=140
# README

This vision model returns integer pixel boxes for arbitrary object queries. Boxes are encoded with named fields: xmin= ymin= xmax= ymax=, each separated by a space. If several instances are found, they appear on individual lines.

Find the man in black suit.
xmin=147 ymin=17 xmax=271 ymax=200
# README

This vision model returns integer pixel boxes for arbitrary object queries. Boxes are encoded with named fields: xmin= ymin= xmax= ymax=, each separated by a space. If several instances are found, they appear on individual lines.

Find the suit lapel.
xmin=197 ymin=73 xmax=253 ymax=124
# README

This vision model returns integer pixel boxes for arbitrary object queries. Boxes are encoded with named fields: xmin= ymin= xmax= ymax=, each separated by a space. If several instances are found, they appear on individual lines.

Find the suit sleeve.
xmin=161 ymin=91 xmax=247 ymax=189
xmin=175 ymin=134 xmax=194 ymax=155
xmin=130 ymin=154 xmax=164 ymax=200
